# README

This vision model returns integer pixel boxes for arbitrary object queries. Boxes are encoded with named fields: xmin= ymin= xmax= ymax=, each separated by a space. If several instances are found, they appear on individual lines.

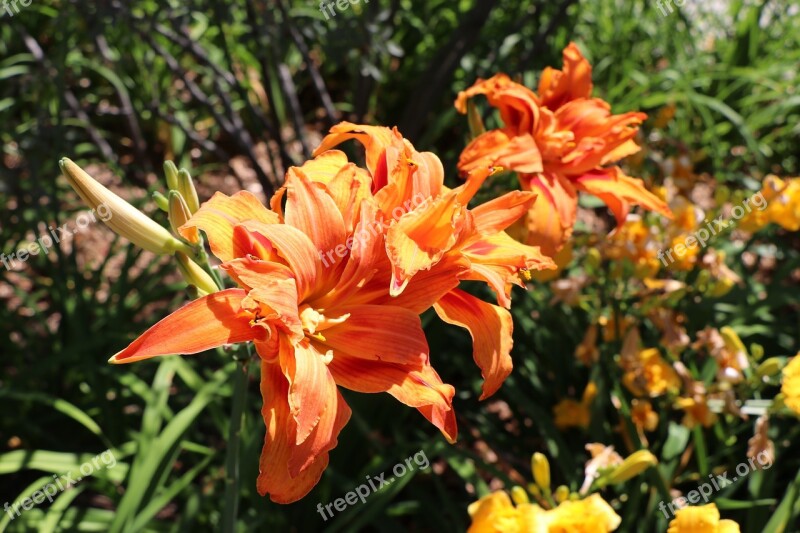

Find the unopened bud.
xmin=606 ymin=450 xmax=658 ymax=484
xmin=59 ymin=158 xmax=192 ymax=255
xmin=177 ymin=168 xmax=200 ymax=214
xmin=152 ymin=191 xmax=169 ymax=212
xmin=531 ymin=453 xmax=551 ymax=492
xmin=175 ymin=252 xmax=218 ymax=296
xmin=168 ymin=191 xmax=199 ymax=244
xmin=510 ymin=486 xmax=529 ymax=505
xmin=164 ymin=161 xmax=180 ymax=191
xmin=756 ymin=357 xmax=783 ymax=378
xmin=466 ymin=99 xmax=486 ymax=139
xmin=553 ymin=485 xmax=570 ymax=503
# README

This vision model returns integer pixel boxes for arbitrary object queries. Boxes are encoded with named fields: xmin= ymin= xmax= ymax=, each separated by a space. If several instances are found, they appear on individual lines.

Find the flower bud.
xmin=164 ymin=160 xmax=180 ymax=191
xmin=721 ymin=326 xmax=747 ymax=357
xmin=606 ymin=450 xmax=657 ymax=484
xmin=554 ymin=485 xmax=570 ymax=503
xmin=59 ymin=158 xmax=192 ymax=255
xmin=177 ymin=168 xmax=200 ymax=214
xmin=510 ymin=486 xmax=529 ymax=506
xmin=152 ymin=191 xmax=170 ymax=212
xmin=175 ymin=252 xmax=218 ymax=296
xmin=531 ymin=453 xmax=551 ymax=492
xmin=466 ymin=99 xmax=486 ymax=139
xmin=756 ymin=357 xmax=784 ymax=378
xmin=168 ymin=191 xmax=199 ymax=244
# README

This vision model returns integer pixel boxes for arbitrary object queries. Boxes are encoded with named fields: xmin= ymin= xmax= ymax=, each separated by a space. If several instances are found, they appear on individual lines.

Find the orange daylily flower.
xmin=110 ymin=169 xmax=459 ymax=503
xmin=455 ymin=43 xmax=672 ymax=255
xmin=310 ymin=122 xmax=557 ymax=398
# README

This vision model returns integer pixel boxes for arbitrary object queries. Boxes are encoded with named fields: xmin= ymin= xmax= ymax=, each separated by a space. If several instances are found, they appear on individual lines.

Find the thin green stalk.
xmin=222 ymin=357 xmax=250 ymax=533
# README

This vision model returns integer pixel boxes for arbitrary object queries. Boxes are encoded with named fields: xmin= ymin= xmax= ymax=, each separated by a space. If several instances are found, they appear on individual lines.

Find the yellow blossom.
xmin=667 ymin=503 xmax=740 ymax=533
xmin=467 ymin=491 xmax=546 ymax=533
xmin=622 ymin=348 xmax=680 ymax=397
xmin=781 ymin=353 xmax=800 ymax=415
xmin=541 ymin=493 xmax=621 ymax=532
xmin=554 ymin=383 xmax=597 ymax=430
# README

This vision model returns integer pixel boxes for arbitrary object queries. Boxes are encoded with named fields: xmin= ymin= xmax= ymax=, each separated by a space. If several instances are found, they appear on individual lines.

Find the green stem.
xmin=693 ymin=426 xmax=709 ymax=477
xmin=222 ymin=357 xmax=249 ymax=533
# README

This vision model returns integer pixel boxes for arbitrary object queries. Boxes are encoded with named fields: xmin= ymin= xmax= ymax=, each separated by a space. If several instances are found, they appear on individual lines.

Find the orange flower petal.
xmin=324 ymin=163 xmax=373 ymax=233
xmin=279 ymin=339 xmax=339 ymax=447
xmin=433 ymin=289 xmax=513 ymax=400
xmin=283 ymin=168 xmax=347 ymax=269
xmin=327 ymin=356 xmax=457 ymax=442
xmin=296 ymin=150 xmax=351 ymax=184
xmin=520 ymin=173 xmax=578 ymax=256
xmin=180 ymin=191 xmax=279 ymax=262
xmin=385 ymin=193 xmax=460 ymax=294
xmin=461 ymin=232 xmax=556 ymax=307
xmin=470 ymin=191 xmax=538 ymax=234
xmin=574 ymin=167 xmax=673 ymax=225
xmin=257 ymin=361 xmax=350 ymax=503
xmin=240 ymin=221 xmax=319 ymax=301
xmin=110 ymin=289 xmax=258 ymax=364
xmin=537 ymin=42 xmax=594 ymax=109
xmin=455 ymin=73 xmax=540 ymax=134
xmin=347 ymin=254 xmax=469 ymax=314
xmin=458 ymin=130 xmax=543 ymax=175
xmin=314 ymin=122 xmax=397 ymax=179
xmin=318 ymin=305 xmax=428 ymax=366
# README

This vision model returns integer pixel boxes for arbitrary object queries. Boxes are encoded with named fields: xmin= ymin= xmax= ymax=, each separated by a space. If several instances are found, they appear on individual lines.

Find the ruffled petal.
xmin=433 ymin=289 xmax=513 ymax=399
xmin=181 ymin=191 xmax=279 ymax=262
xmin=573 ymin=166 xmax=672 ymax=225
xmin=537 ymin=42 xmax=594 ymax=109
xmin=458 ymin=130 xmax=543 ymax=175
xmin=257 ymin=361 xmax=349 ymax=503
xmin=327 ymin=356 xmax=457 ymax=442
xmin=239 ymin=221 xmax=319 ymax=301
xmin=519 ymin=173 xmax=578 ymax=256
xmin=385 ymin=193 xmax=460 ymax=295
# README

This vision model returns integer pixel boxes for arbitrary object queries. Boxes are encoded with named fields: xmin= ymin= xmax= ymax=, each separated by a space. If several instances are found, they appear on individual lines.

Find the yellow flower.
xmin=667 ymin=503 xmax=740 ymax=533
xmin=467 ymin=491 xmax=546 ymax=533
xmin=739 ymin=176 xmax=800 ymax=232
xmin=554 ymin=383 xmax=597 ymax=430
xmin=621 ymin=348 xmax=680 ymax=397
xmin=543 ymin=493 xmax=622 ymax=533
xmin=468 ymin=492 xmax=621 ymax=533
xmin=781 ymin=352 xmax=800 ymax=415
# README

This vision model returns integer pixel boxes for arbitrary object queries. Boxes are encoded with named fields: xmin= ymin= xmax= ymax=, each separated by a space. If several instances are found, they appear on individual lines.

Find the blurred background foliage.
xmin=1 ymin=0 xmax=798 ymax=531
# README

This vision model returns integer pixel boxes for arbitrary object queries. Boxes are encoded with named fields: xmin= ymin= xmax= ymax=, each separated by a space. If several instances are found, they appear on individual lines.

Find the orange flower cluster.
xmin=455 ymin=43 xmax=672 ymax=256
xmin=107 ymin=123 xmax=554 ymax=503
